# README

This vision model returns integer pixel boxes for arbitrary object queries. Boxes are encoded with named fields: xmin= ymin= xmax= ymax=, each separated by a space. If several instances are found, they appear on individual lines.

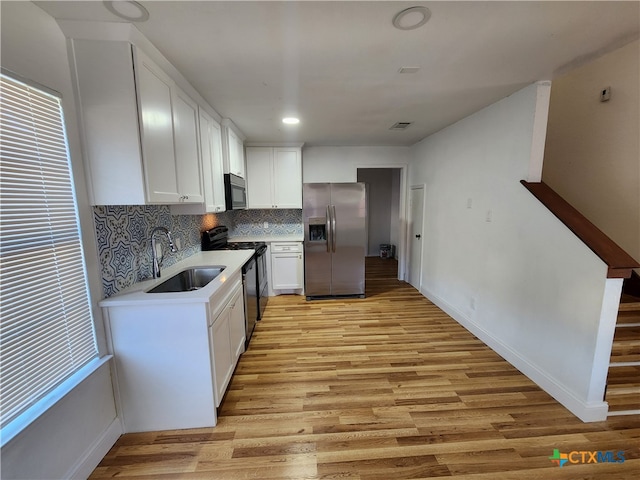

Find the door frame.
xmin=408 ymin=184 xmax=425 ymax=289
xmin=355 ymin=164 xmax=407 ymax=280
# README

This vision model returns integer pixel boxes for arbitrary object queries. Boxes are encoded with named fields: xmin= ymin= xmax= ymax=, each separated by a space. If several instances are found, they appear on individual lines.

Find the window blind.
xmin=0 ymin=73 xmax=98 ymax=429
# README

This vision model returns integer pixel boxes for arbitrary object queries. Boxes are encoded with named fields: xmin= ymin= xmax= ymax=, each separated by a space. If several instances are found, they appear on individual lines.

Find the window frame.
xmin=0 ymin=69 xmax=109 ymax=447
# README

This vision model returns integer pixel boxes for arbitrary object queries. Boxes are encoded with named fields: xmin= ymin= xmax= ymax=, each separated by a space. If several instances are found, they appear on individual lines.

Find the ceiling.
xmin=35 ymin=1 xmax=640 ymax=147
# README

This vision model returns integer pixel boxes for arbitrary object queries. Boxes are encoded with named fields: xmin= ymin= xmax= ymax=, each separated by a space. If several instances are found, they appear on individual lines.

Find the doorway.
xmin=356 ymin=167 xmax=403 ymax=278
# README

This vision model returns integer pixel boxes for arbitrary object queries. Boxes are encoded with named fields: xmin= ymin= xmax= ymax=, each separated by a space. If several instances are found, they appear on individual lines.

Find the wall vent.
xmin=398 ymin=67 xmax=420 ymax=74
xmin=390 ymin=122 xmax=412 ymax=130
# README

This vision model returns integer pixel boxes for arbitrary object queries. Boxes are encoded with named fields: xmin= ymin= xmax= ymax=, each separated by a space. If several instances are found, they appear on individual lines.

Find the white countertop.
xmin=229 ymin=234 xmax=303 ymax=243
xmin=99 ymin=250 xmax=253 ymax=307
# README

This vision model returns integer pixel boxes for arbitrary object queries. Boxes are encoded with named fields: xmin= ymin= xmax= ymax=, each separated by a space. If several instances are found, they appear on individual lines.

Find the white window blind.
xmin=0 ymin=73 xmax=98 ymax=429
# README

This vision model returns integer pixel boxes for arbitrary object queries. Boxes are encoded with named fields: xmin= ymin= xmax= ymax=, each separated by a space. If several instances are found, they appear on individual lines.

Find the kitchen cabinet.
xmin=222 ymin=119 xmax=245 ymax=178
xmin=171 ymin=110 xmax=226 ymax=215
xmin=209 ymin=281 xmax=245 ymax=406
xmin=68 ymin=39 xmax=203 ymax=205
xmin=271 ymin=242 xmax=304 ymax=291
xmin=103 ymin=269 xmax=245 ymax=432
xmin=246 ymin=147 xmax=302 ymax=208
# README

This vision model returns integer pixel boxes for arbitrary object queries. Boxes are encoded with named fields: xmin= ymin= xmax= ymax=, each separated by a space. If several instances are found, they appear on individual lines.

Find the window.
xmin=0 ymin=73 xmax=98 ymax=434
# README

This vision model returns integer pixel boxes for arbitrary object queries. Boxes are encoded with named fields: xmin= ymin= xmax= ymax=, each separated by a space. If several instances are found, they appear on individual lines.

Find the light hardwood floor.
xmin=90 ymin=258 xmax=640 ymax=479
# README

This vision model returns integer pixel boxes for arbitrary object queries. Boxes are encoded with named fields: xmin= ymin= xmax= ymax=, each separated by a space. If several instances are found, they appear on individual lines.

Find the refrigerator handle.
xmin=331 ymin=205 xmax=337 ymax=253
xmin=326 ymin=205 xmax=331 ymax=253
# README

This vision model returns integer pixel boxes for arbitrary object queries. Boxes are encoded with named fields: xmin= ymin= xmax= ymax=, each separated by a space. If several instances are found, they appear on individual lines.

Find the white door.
xmin=408 ymin=185 xmax=424 ymax=289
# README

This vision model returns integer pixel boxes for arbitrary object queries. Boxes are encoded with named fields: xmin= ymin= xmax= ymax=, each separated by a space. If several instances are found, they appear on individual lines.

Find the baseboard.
xmin=420 ymin=286 xmax=609 ymax=423
xmin=65 ymin=417 xmax=122 ymax=479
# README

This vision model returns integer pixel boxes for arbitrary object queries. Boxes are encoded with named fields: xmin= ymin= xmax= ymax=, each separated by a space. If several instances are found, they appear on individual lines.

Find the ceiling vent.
xmin=390 ymin=122 xmax=412 ymax=130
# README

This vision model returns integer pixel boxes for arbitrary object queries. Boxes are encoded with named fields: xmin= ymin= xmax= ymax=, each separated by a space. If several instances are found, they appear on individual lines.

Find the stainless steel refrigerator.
xmin=303 ymin=183 xmax=366 ymax=299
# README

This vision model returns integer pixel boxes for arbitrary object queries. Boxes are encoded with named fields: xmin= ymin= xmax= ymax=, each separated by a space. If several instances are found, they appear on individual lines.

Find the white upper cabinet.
xmin=202 ymin=113 xmax=226 ymax=212
xmin=172 ymin=110 xmax=226 ymax=215
xmin=135 ymin=49 xmax=180 ymax=203
xmin=246 ymin=147 xmax=302 ymax=209
xmin=171 ymin=86 xmax=204 ymax=203
xmin=221 ymin=119 xmax=245 ymax=178
xmin=69 ymin=39 xmax=203 ymax=205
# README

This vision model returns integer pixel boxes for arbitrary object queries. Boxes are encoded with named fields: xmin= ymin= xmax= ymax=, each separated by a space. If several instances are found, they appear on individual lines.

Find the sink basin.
xmin=147 ymin=266 xmax=225 ymax=293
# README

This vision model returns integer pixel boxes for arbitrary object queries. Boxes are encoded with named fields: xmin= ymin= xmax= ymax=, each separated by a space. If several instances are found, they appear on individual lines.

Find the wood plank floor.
xmin=90 ymin=258 xmax=640 ymax=479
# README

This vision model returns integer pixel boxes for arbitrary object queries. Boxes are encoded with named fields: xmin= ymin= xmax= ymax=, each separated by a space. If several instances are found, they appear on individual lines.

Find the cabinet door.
xmin=246 ymin=147 xmax=274 ymax=208
xmin=210 ymin=309 xmax=233 ymax=407
xmin=273 ymin=148 xmax=302 ymax=208
xmin=135 ymin=50 xmax=180 ymax=203
xmin=227 ymin=128 xmax=245 ymax=178
xmin=272 ymin=252 xmax=303 ymax=289
xmin=199 ymin=111 xmax=226 ymax=212
xmin=235 ymin=136 xmax=245 ymax=178
xmin=210 ymin=120 xmax=226 ymax=211
xmin=228 ymin=286 xmax=246 ymax=361
xmin=172 ymin=87 xmax=203 ymax=203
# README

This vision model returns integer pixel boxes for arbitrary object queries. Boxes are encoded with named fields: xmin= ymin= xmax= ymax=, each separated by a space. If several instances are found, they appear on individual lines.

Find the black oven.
xmin=224 ymin=173 xmax=247 ymax=210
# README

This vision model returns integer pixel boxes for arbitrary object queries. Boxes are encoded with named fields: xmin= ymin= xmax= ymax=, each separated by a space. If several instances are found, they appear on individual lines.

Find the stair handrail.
xmin=521 ymin=180 xmax=639 ymax=278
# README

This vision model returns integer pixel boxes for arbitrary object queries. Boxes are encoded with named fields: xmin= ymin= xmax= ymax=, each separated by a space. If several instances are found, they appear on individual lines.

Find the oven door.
xmin=224 ymin=173 xmax=247 ymax=210
xmin=242 ymin=256 xmax=257 ymax=346
xmin=256 ymin=249 xmax=269 ymax=320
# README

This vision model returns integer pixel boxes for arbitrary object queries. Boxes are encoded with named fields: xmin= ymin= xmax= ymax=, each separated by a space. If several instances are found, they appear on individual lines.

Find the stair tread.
xmin=618 ymin=302 xmax=640 ymax=312
xmin=605 ymin=391 xmax=640 ymax=412
xmin=617 ymin=310 xmax=640 ymax=323
xmin=613 ymin=327 xmax=640 ymax=340
xmin=609 ymin=354 xmax=640 ymax=363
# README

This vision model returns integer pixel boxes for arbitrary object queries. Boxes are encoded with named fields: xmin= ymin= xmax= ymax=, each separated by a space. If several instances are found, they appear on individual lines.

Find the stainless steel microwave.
xmin=224 ymin=173 xmax=247 ymax=210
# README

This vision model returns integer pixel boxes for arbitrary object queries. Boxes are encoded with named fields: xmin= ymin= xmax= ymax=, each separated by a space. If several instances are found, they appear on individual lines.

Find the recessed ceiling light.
xmin=392 ymin=6 xmax=431 ymax=31
xmin=103 ymin=1 xmax=150 ymax=22
xmin=282 ymin=117 xmax=300 ymax=125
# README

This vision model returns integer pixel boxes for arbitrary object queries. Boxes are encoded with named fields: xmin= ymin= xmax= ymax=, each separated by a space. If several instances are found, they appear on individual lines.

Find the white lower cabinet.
xmin=209 ymin=283 xmax=245 ymax=406
xmin=271 ymin=242 xmax=304 ymax=292
xmin=104 ymin=273 xmax=244 ymax=432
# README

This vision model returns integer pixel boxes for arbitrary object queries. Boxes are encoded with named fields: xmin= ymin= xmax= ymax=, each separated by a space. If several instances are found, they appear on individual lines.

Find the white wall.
xmin=410 ymin=83 xmax=617 ymax=421
xmin=0 ymin=2 xmax=120 ymax=478
xmin=542 ymin=39 xmax=640 ymax=264
xmin=302 ymin=146 xmax=410 ymax=183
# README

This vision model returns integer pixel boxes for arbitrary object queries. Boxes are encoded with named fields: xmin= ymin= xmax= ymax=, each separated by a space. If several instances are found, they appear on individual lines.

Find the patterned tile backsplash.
xmin=230 ymin=209 xmax=303 ymax=237
xmin=93 ymin=206 xmax=302 ymax=298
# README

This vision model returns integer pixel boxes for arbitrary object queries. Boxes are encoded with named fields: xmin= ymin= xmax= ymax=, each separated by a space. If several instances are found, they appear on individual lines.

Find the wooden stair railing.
xmin=521 ymin=181 xmax=640 ymax=278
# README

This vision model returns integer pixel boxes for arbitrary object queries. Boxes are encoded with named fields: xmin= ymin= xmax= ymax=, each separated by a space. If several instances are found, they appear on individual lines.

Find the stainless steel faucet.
xmin=151 ymin=226 xmax=178 ymax=279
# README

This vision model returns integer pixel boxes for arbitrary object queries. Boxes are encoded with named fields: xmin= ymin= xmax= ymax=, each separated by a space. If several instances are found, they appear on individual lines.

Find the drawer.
xmin=271 ymin=242 xmax=302 ymax=253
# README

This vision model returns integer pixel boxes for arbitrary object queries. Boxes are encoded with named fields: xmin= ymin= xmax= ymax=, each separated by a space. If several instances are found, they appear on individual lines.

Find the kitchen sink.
xmin=147 ymin=266 xmax=225 ymax=293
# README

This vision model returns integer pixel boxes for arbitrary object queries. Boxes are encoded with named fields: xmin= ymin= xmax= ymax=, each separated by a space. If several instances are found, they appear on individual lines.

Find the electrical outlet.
xmin=486 ymin=210 xmax=492 ymax=222
xmin=600 ymin=86 xmax=611 ymax=102
xmin=264 ymin=222 xmax=269 ymax=228
xmin=466 ymin=198 xmax=472 ymax=209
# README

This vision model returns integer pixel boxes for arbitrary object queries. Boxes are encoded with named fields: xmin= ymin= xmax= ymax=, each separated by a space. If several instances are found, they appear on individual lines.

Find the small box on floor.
xmin=379 ymin=244 xmax=395 ymax=259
